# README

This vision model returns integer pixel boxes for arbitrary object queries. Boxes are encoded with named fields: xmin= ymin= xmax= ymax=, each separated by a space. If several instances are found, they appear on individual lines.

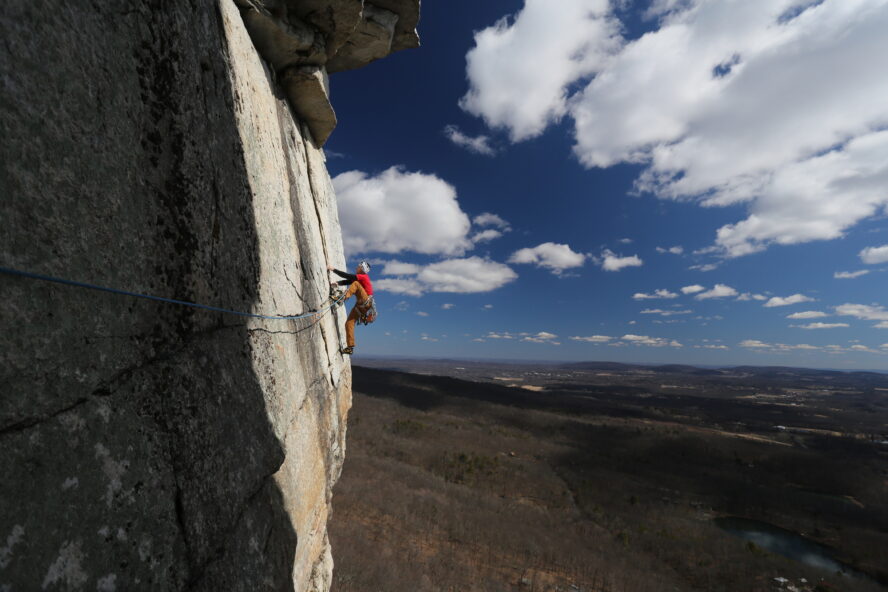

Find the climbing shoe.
xmin=329 ymin=284 xmax=345 ymax=303
xmin=341 ymin=346 xmax=354 ymax=355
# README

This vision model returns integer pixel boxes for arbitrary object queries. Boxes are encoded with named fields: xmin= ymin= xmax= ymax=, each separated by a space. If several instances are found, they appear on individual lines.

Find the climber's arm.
xmin=329 ymin=268 xmax=357 ymax=286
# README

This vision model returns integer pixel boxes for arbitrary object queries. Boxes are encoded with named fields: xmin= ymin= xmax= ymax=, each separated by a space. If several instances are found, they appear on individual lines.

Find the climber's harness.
xmin=357 ymin=295 xmax=377 ymax=325
xmin=329 ymin=285 xmax=378 ymax=325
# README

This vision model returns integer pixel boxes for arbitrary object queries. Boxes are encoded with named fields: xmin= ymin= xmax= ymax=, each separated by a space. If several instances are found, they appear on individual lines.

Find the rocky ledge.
xmin=236 ymin=0 xmax=420 ymax=145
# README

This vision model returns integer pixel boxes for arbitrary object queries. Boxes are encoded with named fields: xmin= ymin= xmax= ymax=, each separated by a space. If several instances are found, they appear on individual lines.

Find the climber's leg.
xmin=345 ymin=305 xmax=360 ymax=348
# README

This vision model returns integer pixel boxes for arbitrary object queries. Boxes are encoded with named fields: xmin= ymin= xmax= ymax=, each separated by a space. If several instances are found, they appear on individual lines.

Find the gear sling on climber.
xmin=328 ymin=261 xmax=376 ymax=355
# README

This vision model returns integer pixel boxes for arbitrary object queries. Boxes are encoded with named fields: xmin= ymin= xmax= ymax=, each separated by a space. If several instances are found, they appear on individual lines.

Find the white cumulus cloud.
xmin=835 ymin=303 xmax=888 ymax=327
xmin=509 ymin=242 xmax=586 ymax=274
xmin=860 ymin=244 xmax=888 ymax=265
xmin=333 ymin=167 xmax=472 ymax=255
xmin=443 ymin=125 xmax=496 ymax=155
xmin=374 ymin=258 xmax=517 ymax=296
xmin=600 ymin=250 xmax=643 ymax=271
xmin=656 ymin=246 xmax=684 ymax=255
xmin=466 ymin=1 xmax=888 ymax=258
xmin=794 ymin=322 xmax=849 ymax=329
xmin=572 ymin=2 xmax=888 ymax=257
xmin=763 ymin=294 xmax=814 ymax=307
xmin=681 ymin=284 xmax=706 ymax=294
xmin=380 ymin=260 xmax=422 ymax=276
xmin=418 ymin=257 xmax=518 ymax=294
xmin=695 ymin=284 xmax=738 ymax=300
xmin=460 ymin=0 xmax=621 ymax=141
xmin=375 ymin=278 xmax=425 ymax=296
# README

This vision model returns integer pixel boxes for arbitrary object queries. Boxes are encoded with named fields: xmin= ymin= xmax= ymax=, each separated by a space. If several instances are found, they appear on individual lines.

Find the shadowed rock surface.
xmin=0 ymin=0 xmax=417 ymax=590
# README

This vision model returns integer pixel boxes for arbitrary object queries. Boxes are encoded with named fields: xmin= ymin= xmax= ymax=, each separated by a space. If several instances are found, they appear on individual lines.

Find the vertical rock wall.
xmin=0 ymin=1 xmax=416 ymax=590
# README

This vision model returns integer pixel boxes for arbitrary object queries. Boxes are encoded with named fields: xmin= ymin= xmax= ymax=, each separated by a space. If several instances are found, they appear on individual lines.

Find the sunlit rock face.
xmin=0 ymin=1 xmax=416 ymax=590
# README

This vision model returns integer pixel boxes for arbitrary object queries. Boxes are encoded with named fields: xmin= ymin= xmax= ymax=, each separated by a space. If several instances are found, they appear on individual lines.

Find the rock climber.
xmin=328 ymin=261 xmax=375 ymax=355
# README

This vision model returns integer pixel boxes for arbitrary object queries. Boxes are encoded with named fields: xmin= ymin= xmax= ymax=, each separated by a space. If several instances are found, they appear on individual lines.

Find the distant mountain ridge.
xmin=358 ymin=356 xmax=888 ymax=377
xmin=560 ymin=361 xmax=888 ymax=378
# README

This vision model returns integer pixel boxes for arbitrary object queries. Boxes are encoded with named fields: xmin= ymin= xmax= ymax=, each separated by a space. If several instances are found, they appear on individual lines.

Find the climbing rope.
xmin=0 ymin=266 xmax=344 ymax=321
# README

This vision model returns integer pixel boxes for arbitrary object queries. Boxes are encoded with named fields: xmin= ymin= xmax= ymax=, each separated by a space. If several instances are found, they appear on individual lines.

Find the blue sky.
xmin=323 ymin=0 xmax=888 ymax=369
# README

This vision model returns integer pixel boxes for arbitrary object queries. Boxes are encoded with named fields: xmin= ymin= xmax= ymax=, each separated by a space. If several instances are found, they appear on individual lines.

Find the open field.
xmin=329 ymin=361 xmax=888 ymax=592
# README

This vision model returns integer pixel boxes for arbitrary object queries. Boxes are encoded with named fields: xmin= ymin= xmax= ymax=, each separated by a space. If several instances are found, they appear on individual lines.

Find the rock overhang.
xmin=234 ymin=0 xmax=420 ymax=146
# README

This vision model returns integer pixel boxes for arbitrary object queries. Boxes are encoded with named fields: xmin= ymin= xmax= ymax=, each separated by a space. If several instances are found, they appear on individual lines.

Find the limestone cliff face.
xmin=0 ymin=1 xmax=417 ymax=590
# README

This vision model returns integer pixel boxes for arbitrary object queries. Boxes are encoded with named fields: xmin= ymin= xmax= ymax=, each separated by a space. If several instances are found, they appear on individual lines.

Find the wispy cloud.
xmin=834 ymin=270 xmax=870 ymax=279
xmin=786 ymin=311 xmax=827 ymax=319
xmin=640 ymin=308 xmax=692 ymax=316
xmin=618 ymin=334 xmax=682 ymax=348
xmin=656 ymin=246 xmax=684 ymax=255
xmin=473 ymin=213 xmax=511 ymax=229
xmin=736 ymin=293 xmax=768 ymax=302
xmin=469 ymin=213 xmax=511 ymax=245
xmin=443 ymin=124 xmax=496 ymax=155
xmin=633 ymin=289 xmax=678 ymax=300
xmin=471 ymin=229 xmax=503 ymax=243
xmin=793 ymin=322 xmax=848 ymax=330
xmin=570 ymin=335 xmax=612 ymax=343
xmin=522 ymin=331 xmax=560 ymax=344
xmin=739 ymin=340 xmax=819 ymax=352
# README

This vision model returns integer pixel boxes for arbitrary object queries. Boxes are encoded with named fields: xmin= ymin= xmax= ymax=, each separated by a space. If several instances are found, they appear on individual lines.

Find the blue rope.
xmin=0 ymin=266 xmax=344 ymax=321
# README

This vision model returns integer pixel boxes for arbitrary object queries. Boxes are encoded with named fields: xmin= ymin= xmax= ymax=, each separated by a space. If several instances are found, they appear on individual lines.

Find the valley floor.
xmin=329 ymin=365 xmax=887 ymax=592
